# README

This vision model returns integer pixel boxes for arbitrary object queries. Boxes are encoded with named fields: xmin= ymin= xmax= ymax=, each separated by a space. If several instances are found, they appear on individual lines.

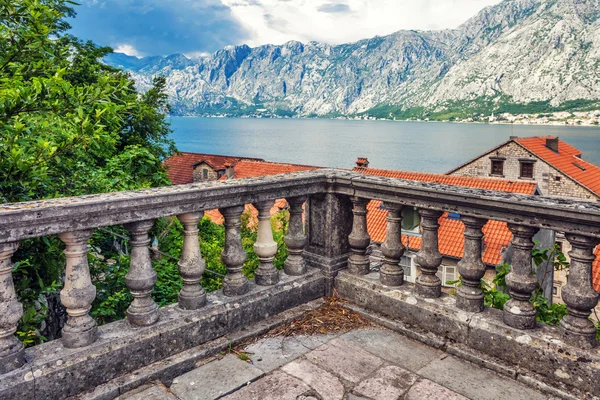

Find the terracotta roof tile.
xmin=203 ymin=199 xmax=288 ymax=226
xmin=366 ymin=201 xmax=509 ymax=265
xmin=356 ymin=168 xmax=536 ymax=265
xmin=516 ymin=136 xmax=600 ymax=198
xmin=353 ymin=167 xmax=538 ymax=195
xmin=220 ymin=160 xmax=319 ymax=180
xmin=163 ymin=153 xmax=264 ymax=185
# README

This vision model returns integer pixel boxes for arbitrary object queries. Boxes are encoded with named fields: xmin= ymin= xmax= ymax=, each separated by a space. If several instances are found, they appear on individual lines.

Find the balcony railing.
xmin=1 ymin=169 xmax=599 ymax=399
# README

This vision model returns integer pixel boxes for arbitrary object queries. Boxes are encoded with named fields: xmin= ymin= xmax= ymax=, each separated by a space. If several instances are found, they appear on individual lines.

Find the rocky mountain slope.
xmin=105 ymin=0 xmax=600 ymax=117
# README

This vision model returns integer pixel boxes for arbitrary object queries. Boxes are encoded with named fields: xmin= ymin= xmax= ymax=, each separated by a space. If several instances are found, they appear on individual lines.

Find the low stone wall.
xmin=0 ymin=270 xmax=324 ymax=400
xmin=335 ymin=270 xmax=600 ymax=397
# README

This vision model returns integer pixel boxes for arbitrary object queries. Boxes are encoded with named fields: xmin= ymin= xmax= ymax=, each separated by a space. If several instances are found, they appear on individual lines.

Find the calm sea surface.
xmin=169 ymin=117 xmax=600 ymax=174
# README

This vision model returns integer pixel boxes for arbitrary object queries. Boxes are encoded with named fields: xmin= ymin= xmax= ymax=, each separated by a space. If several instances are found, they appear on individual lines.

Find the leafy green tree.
xmin=1 ymin=0 xmax=176 ymax=343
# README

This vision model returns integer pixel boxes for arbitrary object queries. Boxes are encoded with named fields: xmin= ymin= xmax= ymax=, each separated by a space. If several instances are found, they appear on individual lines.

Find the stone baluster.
xmin=124 ymin=220 xmax=159 ymax=326
xmin=560 ymin=234 xmax=599 ymax=348
xmin=253 ymin=201 xmax=279 ymax=285
xmin=415 ymin=209 xmax=444 ymax=298
xmin=503 ymin=224 xmax=539 ymax=329
xmin=456 ymin=217 xmax=487 ymax=312
xmin=59 ymin=230 xmax=98 ymax=348
xmin=0 ymin=242 xmax=25 ymax=373
xmin=284 ymin=196 xmax=308 ymax=276
xmin=347 ymin=197 xmax=371 ymax=275
xmin=380 ymin=203 xmax=405 ymax=286
xmin=220 ymin=205 xmax=249 ymax=296
xmin=177 ymin=212 xmax=207 ymax=310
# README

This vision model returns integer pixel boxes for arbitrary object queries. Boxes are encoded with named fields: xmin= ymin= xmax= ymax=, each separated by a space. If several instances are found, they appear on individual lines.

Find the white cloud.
xmin=220 ymin=0 xmax=502 ymax=47
xmin=113 ymin=44 xmax=143 ymax=57
xmin=184 ymin=51 xmax=212 ymax=59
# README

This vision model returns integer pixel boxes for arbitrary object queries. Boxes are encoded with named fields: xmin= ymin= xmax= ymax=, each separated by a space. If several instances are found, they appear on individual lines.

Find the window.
xmin=202 ymin=168 xmax=209 ymax=179
xmin=400 ymin=255 xmax=414 ymax=282
xmin=436 ymin=265 xmax=458 ymax=287
xmin=401 ymin=207 xmax=420 ymax=233
xmin=520 ymin=162 xmax=534 ymax=179
xmin=491 ymin=159 xmax=504 ymax=176
xmin=552 ymin=286 xmax=558 ymax=296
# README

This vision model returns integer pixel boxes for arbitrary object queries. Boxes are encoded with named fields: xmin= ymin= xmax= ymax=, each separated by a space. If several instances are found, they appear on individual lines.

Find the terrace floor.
xmin=117 ymin=326 xmax=553 ymax=400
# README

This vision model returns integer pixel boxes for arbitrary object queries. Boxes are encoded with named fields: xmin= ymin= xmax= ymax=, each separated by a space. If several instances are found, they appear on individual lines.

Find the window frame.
xmin=490 ymin=159 xmax=504 ymax=176
xmin=519 ymin=162 xmax=534 ymax=179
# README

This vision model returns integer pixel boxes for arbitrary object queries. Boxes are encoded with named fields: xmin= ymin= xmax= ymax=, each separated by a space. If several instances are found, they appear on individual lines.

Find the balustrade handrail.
xmin=1 ymin=169 xmax=599 ymax=244
xmin=1 ymin=167 xmax=600 ymax=397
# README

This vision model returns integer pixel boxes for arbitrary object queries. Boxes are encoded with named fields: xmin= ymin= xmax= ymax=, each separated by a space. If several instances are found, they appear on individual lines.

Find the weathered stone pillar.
xmin=380 ymin=203 xmax=405 ymax=287
xmin=503 ymin=224 xmax=539 ymax=330
xmin=124 ymin=220 xmax=159 ymax=326
xmin=0 ymin=242 xmax=25 ymax=373
xmin=347 ymin=197 xmax=371 ymax=275
xmin=415 ymin=209 xmax=444 ymax=298
xmin=560 ymin=234 xmax=599 ymax=348
xmin=59 ymin=230 xmax=97 ymax=348
xmin=177 ymin=212 xmax=207 ymax=310
xmin=253 ymin=201 xmax=279 ymax=285
xmin=220 ymin=205 xmax=249 ymax=296
xmin=304 ymin=193 xmax=353 ymax=295
xmin=456 ymin=217 xmax=487 ymax=312
xmin=284 ymin=196 xmax=308 ymax=276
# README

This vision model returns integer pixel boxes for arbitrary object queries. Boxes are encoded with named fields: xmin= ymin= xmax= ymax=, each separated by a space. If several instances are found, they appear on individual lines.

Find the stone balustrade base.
xmin=0 ymin=270 xmax=324 ymax=400
xmin=334 ymin=270 xmax=600 ymax=398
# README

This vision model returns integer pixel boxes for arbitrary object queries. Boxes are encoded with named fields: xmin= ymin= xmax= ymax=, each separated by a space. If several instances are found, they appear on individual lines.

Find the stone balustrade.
xmin=0 ymin=169 xmax=599 ymax=399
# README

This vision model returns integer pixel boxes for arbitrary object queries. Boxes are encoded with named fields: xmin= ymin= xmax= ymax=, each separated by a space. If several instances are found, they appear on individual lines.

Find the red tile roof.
xmin=204 ymin=160 xmax=318 ymax=225
xmin=220 ymin=160 xmax=319 ymax=180
xmin=355 ymin=168 xmax=537 ymax=265
xmin=163 ymin=153 xmax=264 ymax=185
xmin=204 ymin=199 xmax=289 ymax=226
xmin=515 ymin=137 xmax=600 ymax=198
xmin=353 ymin=167 xmax=539 ymax=195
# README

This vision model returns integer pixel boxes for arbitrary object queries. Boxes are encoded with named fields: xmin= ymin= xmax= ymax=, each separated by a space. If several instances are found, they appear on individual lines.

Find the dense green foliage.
xmin=360 ymin=97 xmax=600 ymax=121
xmin=450 ymin=242 xmax=569 ymax=327
xmin=1 ymin=0 xmax=177 ymax=344
xmin=89 ymin=211 xmax=290 ymax=326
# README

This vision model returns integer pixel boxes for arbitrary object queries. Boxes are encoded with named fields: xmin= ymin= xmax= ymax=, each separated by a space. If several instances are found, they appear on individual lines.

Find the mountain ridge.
xmin=104 ymin=0 xmax=600 ymax=118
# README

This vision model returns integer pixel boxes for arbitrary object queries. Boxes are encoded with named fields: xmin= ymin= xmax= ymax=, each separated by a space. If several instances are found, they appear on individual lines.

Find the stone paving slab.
xmin=418 ymin=355 xmax=548 ymax=400
xmin=170 ymin=354 xmax=263 ymax=399
xmin=304 ymin=338 xmax=384 ymax=383
xmin=281 ymin=359 xmax=345 ymax=400
xmin=244 ymin=334 xmax=334 ymax=373
xmin=352 ymin=365 xmax=418 ymax=400
xmin=118 ymin=384 xmax=177 ymax=400
xmin=341 ymin=328 xmax=443 ymax=372
xmin=221 ymin=370 xmax=311 ymax=400
xmin=405 ymin=379 xmax=469 ymax=400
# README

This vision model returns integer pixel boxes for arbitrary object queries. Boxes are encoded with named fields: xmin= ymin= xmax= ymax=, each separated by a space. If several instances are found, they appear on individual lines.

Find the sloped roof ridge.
xmin=234 ymin=159 xmax=323 ymax=169
xmin=175 ymin=151 xmax=264 ymax=161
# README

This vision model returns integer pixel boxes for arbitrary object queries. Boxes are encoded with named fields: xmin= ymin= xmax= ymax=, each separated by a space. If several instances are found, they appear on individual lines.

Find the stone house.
xmin=163 ymin=152 xmax=265 ymax=184
xmin=447 ymin=136 xmax=600 ymax=303
xmin=164 ymin=153 xmax=319 ymax=223
xmin=447 ymin=136 xmax=600 ymax=202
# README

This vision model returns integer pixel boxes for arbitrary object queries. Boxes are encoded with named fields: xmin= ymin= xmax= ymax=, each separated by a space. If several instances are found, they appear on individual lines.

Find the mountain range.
xmin=104 ymin=0 xmax=600 ymax=119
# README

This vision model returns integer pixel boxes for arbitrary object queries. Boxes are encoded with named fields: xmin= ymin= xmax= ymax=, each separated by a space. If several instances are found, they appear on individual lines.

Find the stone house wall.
xmin=192 ymin=162 xmax=219 ymax=182
xmin=450 ymin=141 xmax=598 ymax=202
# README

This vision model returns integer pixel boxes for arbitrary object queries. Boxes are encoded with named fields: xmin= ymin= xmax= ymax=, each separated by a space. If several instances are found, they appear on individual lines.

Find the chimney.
xmin=546 ymin=137 xmax=559 ymax=153
xmin=509 ymin=136 xmax=518 ymax=140
xmin=224 ymin=162 xmax=235 ymax=179
xmin=356 ymin=157 xmax=369 ymax=168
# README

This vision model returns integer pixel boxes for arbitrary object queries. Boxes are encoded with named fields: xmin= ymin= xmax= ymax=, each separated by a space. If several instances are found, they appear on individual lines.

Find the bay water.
xmin=169 ymin=117 xmax=600 ymax=173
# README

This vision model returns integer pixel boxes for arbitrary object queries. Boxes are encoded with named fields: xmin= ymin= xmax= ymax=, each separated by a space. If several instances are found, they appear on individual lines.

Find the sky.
xmin=68 ymin=0 xmax=502 ymax=58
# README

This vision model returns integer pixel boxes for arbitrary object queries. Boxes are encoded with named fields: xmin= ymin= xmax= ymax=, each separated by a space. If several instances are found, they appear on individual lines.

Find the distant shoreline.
xmin=169 ymin=115 xmax=600 ymax=129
